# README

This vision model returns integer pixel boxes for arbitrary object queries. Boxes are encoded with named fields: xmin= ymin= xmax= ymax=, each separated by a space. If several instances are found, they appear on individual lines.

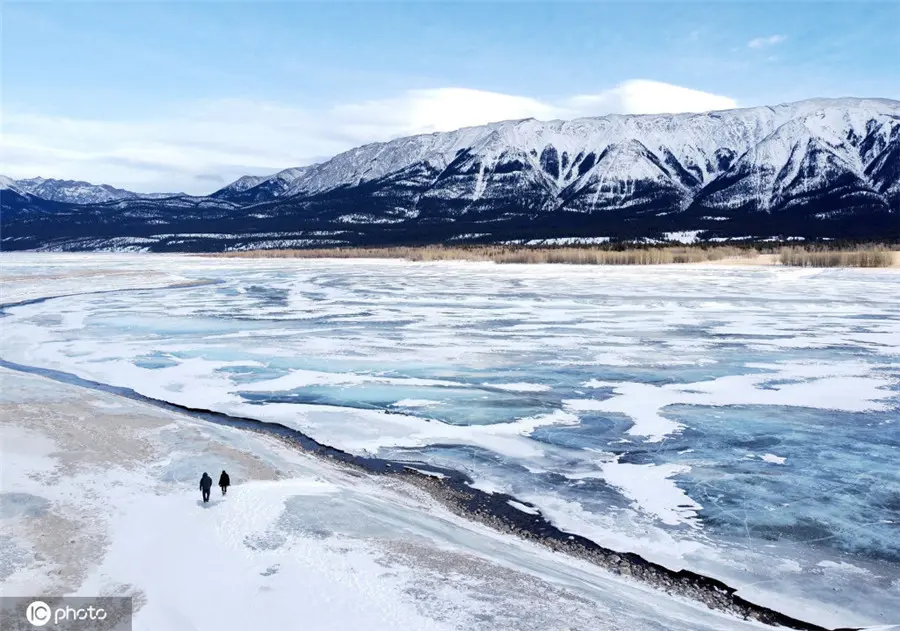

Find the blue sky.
xmin=3 ymin=1 xmax=898 ymax=193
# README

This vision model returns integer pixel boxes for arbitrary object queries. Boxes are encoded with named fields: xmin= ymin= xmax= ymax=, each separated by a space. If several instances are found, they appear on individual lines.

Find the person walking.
xmin=218 ymin=470 xmax=231 ymax=496
xmin=199 ymin=472 xmax=213 ymax=503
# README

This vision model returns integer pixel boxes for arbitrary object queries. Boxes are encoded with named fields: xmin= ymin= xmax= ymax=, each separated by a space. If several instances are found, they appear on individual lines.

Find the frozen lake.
xmin=2 ymin=253 xmax=899 ymax=626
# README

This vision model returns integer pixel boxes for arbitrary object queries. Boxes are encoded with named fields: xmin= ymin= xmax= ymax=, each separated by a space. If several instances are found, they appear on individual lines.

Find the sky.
xmin=2 ymin=1 xmax=899 ymax=195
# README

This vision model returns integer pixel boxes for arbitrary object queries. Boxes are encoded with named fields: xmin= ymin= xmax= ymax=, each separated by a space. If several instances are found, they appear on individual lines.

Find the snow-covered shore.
xmin=0 ymin=367 xmax=771 ymax=631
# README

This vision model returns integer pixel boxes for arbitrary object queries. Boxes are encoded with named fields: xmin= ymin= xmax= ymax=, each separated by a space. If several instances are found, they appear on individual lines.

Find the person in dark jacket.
xmin=199 ymin=472 xmax=213 ymax=502
xmin=218 ymin=470 xmax=230 ymax=496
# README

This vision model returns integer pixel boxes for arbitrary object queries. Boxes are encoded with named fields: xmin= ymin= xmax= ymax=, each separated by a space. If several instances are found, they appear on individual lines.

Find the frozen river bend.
xmin=2 ymin=253 xmax=899 ymax=629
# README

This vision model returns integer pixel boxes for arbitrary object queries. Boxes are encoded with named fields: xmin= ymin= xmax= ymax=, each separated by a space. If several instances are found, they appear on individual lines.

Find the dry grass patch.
xmin=215 ymin=245 xmax=753 ymax=265
xmin=779 ymin=246 xmax=894 ymax=268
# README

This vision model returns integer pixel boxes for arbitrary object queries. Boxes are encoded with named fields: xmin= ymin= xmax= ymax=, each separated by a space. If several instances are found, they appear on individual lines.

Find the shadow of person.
xmin=197 ymin=499 xmax=219 ymax=508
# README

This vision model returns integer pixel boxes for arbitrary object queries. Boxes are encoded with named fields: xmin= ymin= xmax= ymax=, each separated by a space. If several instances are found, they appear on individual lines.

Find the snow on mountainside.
xmin=222 ymin=97 xmax=899 ymax=214
xmin=1 ymin=176 xmax=183 ymax=204
xmin=3 ymin=98 xmax=899 ymax=251
xmin=0 ymin=175 xmax=26 ymax=196
xmin=211 ymin=174 xmax=271 ymax=196
xmin=211 ymin=167 xmax=311 ymax=202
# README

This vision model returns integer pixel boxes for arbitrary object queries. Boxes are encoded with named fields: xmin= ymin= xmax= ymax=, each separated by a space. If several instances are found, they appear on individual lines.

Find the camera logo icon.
xmin=25 ymin=601 xmax=52 ymax=627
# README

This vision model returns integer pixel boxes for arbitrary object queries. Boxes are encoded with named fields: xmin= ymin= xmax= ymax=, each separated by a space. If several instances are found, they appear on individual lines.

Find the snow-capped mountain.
xmin=3 ymin=97 xmax=898 ymax=252
xmin=1 ymin=176 xmax=183 ymax=205
xmin=0 ymin=175 xmax=27 ymax=197
xmin=211 ymin=167 xmax=311 ymax=202
xmin=223 ymin=97 xmax=898 ymax=213
xmin=210 ymin=174 xmax=271 ymax=198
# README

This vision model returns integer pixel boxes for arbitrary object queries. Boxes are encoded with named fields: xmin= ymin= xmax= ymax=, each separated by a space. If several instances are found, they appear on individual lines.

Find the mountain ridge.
xmin=0 ymin=176 xmax=186 ymax=205
xmin=215 ymin=96 xmax=899 ymax=206
xmin=3 ymin=97 xmax=898 ymax=251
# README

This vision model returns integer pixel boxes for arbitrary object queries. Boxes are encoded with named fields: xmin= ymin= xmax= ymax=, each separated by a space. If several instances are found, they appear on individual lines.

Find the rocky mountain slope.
xmin=3 ymin=97 xmax=898 ymax=251
xmin=2 ymin=176 xmax=184 ymax=205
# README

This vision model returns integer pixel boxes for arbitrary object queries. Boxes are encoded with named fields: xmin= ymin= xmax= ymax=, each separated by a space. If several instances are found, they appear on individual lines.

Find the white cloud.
xmin=748 ymin=34 xmax=787 ymax=49
xmin=1 ymin=80 xmax=737 ymax=195
xmin=332 ymin=88 xmax=559 ymax=137
xmin=564 ymin=80 xmax=737 ymax=117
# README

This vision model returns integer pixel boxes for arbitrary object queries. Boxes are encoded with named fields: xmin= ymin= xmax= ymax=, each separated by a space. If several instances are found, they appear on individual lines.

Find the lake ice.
xmin=2 ymin=253 xmax=898 ymax=627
